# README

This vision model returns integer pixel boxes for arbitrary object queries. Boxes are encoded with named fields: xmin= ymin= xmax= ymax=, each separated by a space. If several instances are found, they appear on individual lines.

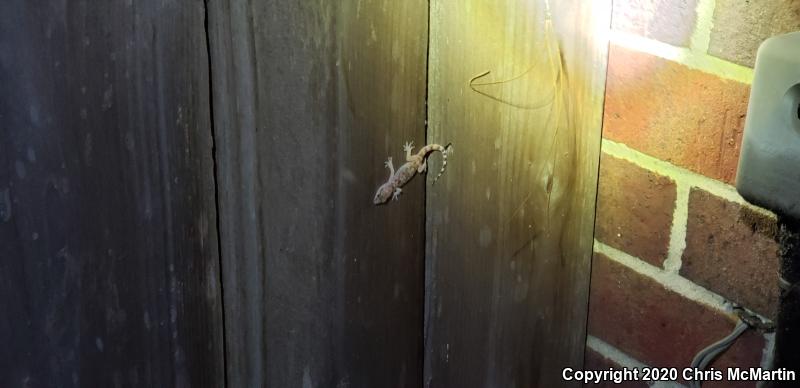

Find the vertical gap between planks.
xmin=417 ymin=0 xmax=434 ymax=387
xmin=583 ymin=0 xmax=614 ymax=370
xmin=203 ymin=1 xmax=229 ymax=387
xmin=421 ymin=0 xmax=432 ymax=386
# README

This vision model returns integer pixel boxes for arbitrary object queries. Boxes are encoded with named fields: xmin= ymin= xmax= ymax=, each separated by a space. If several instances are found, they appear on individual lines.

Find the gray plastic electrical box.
xmin=736 ymin=32 xmax=800 ymax=219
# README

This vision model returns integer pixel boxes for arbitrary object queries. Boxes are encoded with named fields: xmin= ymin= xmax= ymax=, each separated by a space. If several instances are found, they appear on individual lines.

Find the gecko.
xmin=373 ymin=141 xmax=452 ymax=205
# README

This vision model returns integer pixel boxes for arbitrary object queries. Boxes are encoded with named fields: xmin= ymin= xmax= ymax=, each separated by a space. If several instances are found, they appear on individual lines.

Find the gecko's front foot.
xmin=392 ymin=188 xmax=402 ymax=201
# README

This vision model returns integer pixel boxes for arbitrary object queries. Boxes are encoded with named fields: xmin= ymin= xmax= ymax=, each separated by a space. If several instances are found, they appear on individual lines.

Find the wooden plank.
xmin=424 ymin=1 xmax=611 ymax=386
xmin=207 ymin=0 xmax=428 ymax=386
xmin=0 ymin=1 xmax=225 ymax=387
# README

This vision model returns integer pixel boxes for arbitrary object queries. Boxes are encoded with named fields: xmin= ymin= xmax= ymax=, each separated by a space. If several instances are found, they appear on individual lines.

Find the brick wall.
xmin=586 ymin=0 xmax=799 ymax=386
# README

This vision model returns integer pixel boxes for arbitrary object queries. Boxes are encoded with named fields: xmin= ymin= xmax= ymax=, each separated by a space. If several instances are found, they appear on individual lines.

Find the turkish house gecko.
xmin=373 ymin=141 xmax=452 ymax=205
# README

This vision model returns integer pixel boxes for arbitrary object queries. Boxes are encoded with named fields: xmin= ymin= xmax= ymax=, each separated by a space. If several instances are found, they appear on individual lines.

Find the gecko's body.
xmin=373 ymin=141 xmax=451 ymax=205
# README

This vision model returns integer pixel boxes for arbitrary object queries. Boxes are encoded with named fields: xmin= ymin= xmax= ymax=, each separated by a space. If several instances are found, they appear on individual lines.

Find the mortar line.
xmin=689 ymin=0 xmax=716 ymax=53
xmin=587 ymin=336 xmax=691 ymax=388
xmin=595 ymin=240 xmax=733 ymax=314
xmin=610 ymin=30 xmax=753 ymax=84
xmin=594 ymin=243 xmax=775 ymax=379
xmin=760 ymin=332 xmax=776 ymax=373
xmin=664 ymin=182 xmax=690 ymax=273
xmin=601 ymin=139 xmax=775 ymax=218
xmin=586 ymin=335 xmax=651 ymax=370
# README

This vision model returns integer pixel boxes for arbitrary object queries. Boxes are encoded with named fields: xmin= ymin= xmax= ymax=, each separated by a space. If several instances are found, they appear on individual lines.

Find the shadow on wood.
xmin=0 ymin=1 xmax=225 ymax=386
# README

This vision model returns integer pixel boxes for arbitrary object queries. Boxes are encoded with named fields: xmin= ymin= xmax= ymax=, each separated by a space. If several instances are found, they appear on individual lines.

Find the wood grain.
xmin=424 ymin=1 xmax=611 ymax=386
xmin=0 ymin=1 xmax=225 ymax=386
xmin=207 ymin=0 xmax=428 ymax=386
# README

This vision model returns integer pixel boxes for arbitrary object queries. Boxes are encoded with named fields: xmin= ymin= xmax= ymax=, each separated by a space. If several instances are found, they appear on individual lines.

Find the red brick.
xmin=709 ymin=0 xmax=800 ymax=67
xmin=588 ymin=252 xmax=765 ymax=378
xmin=583 ymin=349 xmax=648 ymax=388
xmin=681 ymin=188 xmax=780 ymax=318
xmin=612 ymin=0 xmax=697 ymax=47
xmin=595 ymin=153 xmax=676 ymax=266
xmin=603 ymin=45 xmax=750 ymax=184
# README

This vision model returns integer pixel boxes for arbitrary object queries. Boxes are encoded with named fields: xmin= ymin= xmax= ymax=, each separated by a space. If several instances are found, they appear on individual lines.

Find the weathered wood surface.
xmin=0 ymin=1 xmax=225 ymax=387
xmin=424 ymin=1 xmax=611 ymax=387
xmin=207 ymin=0 xmax=428 ymax=386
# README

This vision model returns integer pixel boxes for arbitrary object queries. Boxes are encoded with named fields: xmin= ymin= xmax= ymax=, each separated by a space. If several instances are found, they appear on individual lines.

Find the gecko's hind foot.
xmin=403 ymin=141 xmax=414 ymax=153
xmin=384 ymin=156 xmax=395 ymax=177
xmin=418 ymin=161 xmax=428 ymax=173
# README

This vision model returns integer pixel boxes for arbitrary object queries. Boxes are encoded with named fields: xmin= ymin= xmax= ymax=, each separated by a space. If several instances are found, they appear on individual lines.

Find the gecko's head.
xmin=373 ymin=184 xmax=393 ymax=205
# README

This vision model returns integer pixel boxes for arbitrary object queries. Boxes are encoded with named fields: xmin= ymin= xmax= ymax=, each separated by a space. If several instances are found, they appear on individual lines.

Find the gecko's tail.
xmin=432 ymin=143 xmax=452 ymax=185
